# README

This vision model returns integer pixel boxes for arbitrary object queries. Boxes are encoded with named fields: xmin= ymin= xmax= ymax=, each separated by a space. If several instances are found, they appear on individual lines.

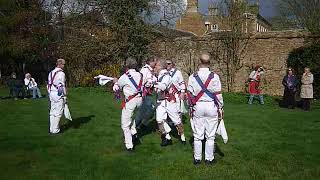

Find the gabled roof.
xmin=152 ymin=26 xmax=197 ymax=38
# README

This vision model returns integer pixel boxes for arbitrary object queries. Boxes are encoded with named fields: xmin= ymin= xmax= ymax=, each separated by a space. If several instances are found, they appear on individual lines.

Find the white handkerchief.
xmin=94 ymin=75 xmax=114 ymax=86
xmin=64 ymin=104 xmax=72 ymax=121
xmin=216 ymin=119 xmax=228 ymax=144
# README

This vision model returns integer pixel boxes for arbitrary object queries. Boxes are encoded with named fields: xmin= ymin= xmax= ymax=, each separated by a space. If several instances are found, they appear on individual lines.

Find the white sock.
xmin=181 ymin=134 xmax=186 ymax=141
xmin=165 ymin=134 xmax=171 ymax=140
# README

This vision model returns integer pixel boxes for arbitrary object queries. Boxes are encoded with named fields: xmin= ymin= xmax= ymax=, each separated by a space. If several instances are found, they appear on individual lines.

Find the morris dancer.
xmin=248 ymin=65 xmax=264 ymax=105
xmin=113 ymin=57 xmax=143 ymax=152
xmin=187 ymin=53 xmax=224 ymax=165
xmin=135 ymin=56 xmax=157 ymax=128
xmin=153 ymin=60 xmax=181 ymax=146
xmin=166 ymin=59 xmax=186 ymax=143
xmin=48 ymin=59 xmax=67 ymax=134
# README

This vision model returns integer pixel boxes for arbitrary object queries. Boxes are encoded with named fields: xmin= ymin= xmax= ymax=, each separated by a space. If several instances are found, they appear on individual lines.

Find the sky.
xmin=198 ymin=0 xmax=278 ymax=18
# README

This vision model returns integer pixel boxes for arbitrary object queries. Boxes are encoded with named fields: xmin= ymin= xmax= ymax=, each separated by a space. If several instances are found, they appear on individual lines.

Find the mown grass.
xmin=0 ymin=87 xmax=319 ymax=180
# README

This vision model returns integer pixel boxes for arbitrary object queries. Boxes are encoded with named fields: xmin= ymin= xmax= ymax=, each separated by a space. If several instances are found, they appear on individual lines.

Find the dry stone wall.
xmin=151 ymin=31 xmax=318 ymax=96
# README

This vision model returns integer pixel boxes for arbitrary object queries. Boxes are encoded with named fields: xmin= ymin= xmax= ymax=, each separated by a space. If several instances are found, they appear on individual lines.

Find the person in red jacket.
xmin=248 ymin=65 xmax=264 ymax=105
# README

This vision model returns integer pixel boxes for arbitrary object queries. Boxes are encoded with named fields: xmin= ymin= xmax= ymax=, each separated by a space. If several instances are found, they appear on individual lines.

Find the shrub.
xmin=287 ymin=42 xmax=320 ymax=98
xmin=81 ymin=64 xmax=121 ymax=87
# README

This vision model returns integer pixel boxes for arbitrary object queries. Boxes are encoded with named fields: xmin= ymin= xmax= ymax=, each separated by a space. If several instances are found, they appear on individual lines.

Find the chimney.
xmin=187 ymin=0 xmax=198 ymax=13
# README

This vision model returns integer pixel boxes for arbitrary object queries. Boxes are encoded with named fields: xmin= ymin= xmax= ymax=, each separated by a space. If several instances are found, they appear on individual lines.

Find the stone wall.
xmin=151 ymin=30 xmax=319 ymax=96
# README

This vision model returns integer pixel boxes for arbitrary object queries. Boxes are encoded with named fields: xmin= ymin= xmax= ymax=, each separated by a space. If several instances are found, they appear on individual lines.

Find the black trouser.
xmin=10 ymin=87 xmax=26 ymax=98
xmin=284 ymin=89 xmax=296 ymax=108
xmin=302 ymin=98 xmax=311 ymax=111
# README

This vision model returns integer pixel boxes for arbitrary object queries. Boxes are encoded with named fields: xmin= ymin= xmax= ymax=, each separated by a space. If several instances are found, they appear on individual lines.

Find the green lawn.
xmin=0 ymin=87 xmax=320 ymax=180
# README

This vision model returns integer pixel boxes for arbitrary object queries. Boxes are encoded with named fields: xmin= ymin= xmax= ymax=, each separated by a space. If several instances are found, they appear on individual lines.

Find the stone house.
xmin=176 ymin=0 xmax=272 ymax=36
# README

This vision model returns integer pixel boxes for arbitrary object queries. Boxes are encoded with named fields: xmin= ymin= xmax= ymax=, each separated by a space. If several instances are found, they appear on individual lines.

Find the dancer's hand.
xmin=218 ymin=108 xmax=224 ymax=120
xmin=179 ymin=92 xmax=185 ymax=100
xmin=113 ymin=78 xmax=118 ymax=83
xmin=113 ymin=83 xmax=119 ymax=92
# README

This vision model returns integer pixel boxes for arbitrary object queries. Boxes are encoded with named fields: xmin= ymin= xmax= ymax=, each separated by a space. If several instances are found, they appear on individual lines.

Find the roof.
xmin=152 ymin=26 xmax=197 ymax=38
xmin=257 ymin=14 xmax=272 ymax=27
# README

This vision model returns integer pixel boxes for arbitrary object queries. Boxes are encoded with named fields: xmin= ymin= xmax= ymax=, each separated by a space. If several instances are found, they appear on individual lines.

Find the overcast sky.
xmin=198 ymin=0 xmax=278 ymax=18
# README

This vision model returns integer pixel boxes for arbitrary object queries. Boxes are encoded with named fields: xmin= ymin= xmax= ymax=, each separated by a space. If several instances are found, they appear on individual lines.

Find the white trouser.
xmin=156 ymin=99 xmax=182 ymax=133
xmin=191 ymin=101 xmax=219 ymax=161
xmin=121 ymin=96 xmax=142 ymax=149
xmin=49 ymin=93 xmax=65 ymax=134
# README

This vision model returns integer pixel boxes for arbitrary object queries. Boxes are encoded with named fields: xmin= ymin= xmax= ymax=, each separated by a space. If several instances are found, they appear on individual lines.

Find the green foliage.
xmin=0 ymin=0 xmax=57 ymax=78
xmin=287 ymin=42 xmax=320 ymax=98
xmin=0 ymin=0 xmax=154 ymax=85
xmin=278 ymin=0 xmax=320 ymax=34
xmin=102 ymin=0 xmax=153 ymax=66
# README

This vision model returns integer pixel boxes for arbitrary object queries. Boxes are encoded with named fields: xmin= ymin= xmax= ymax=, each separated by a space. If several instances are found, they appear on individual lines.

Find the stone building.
xmin=175 ymin=0 xmax=272 ymax=36
xmin=175 ymin=0 xmax=206 ymax=36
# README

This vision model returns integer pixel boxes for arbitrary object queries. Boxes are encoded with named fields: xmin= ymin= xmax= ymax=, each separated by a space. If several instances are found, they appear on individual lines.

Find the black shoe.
xmin=160 ymin=135 xmax=172 ymax=146
xmin=132 ymin=134 xmax=141 ymax=146
xmin=49 ymin=132 xmax=60 ymax=136
xmin=205 ymin=159 xmax=216 ymax=165
xmin=126 ymin=148 xmax=134 ymax=153
xmin=180 ymin=138 xmax=186 ymax=145
xmin=160 ymin=138 xmax=172 ymax=146
xmin=49 ymin=131 xmax=62 ymax=136
xmin=193 ymin=159 xmax=201 ymax=165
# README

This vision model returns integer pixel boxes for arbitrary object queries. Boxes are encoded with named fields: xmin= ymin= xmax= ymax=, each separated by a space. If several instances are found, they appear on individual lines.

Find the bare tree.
xmin=278 ymin=0 xmax=320 ymax=34
xmin=209 ymin=0 xmax=250 ymax=92
xmin=148 ymin=0 xmax=186 ymax=27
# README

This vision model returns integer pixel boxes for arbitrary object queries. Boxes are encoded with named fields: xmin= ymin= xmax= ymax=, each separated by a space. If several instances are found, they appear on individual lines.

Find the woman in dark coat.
xmin=282 ymin=68 xmax=298 ymax=109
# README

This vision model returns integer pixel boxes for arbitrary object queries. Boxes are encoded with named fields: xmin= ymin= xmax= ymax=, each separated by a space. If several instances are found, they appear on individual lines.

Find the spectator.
xmin=7 ymin=72 xmax=26 ymax=100
xmin=282 ymin=68 xmax=298 ymax=109
xmin=248 ymin=65 xmax=265 ymax=105
xmin=24 ymin=73 xmax=42 ymax=99
xmin=300 ymin=67 xmax=314 ymax=111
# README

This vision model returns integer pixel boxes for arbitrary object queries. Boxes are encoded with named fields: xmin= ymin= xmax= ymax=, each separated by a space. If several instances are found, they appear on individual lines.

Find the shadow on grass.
xmin=137 ymin=120 xmax=157 ymax=139
xmin=61 ymin=115 xmax=95 ymax=132
xmin=1 ymin=94 xmax=47 ymax=100
xmin=188 ymin=135 xmax=225 ymax=157
xmin=276 ymin=98 xmax=306 ymax=109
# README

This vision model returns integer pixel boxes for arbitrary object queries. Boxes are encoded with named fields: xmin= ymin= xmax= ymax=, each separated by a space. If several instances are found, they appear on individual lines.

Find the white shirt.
xmin=117 ymin=69 xmax=143 ymax=98
xmin=249 ymin=70 xmax=264 ymax=81
xmin=24 ymin=78 xmax=38 ymax=89
xmin=140 ymin=64 xmax=156 ymax=87
xmin=187 ymin=68 xmax=224 ymax=108
xmin=169 ymin=68 xmax=186 ymax=93
xmin=154 ymin=69 xmax=172 ymax=100
xmin=47 ymin=67 xmax=66 ymax=94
